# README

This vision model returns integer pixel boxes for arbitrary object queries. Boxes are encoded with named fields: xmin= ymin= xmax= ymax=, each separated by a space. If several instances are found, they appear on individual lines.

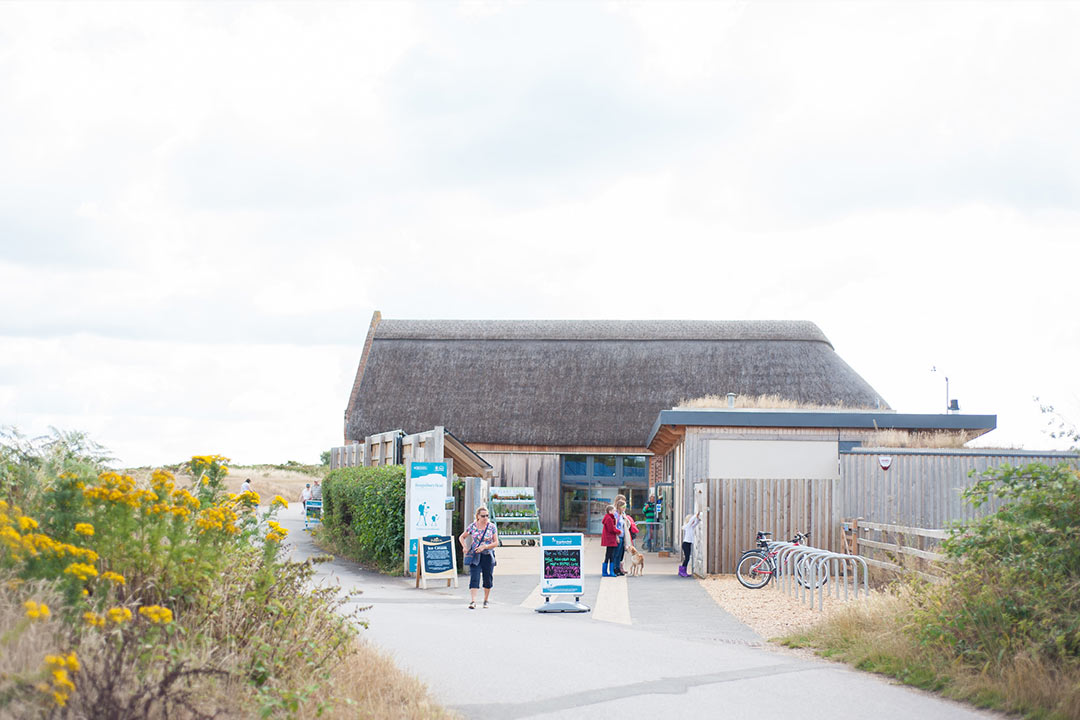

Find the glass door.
xmin=654 ymin=482 xmax=674 ymax=552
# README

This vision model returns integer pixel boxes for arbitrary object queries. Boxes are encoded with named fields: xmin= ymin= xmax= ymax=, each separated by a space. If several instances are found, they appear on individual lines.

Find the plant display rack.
xmin=489 ymin=487 xmax=541 ymax=546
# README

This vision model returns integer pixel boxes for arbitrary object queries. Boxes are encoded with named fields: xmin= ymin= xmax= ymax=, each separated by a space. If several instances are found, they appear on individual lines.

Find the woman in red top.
xmin=600 ymin=504 xmax=622 ymax=577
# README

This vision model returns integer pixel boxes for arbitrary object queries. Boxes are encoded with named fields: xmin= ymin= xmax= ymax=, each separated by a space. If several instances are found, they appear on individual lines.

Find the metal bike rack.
xmin=766 ymin=541 xmax=869 ymax=610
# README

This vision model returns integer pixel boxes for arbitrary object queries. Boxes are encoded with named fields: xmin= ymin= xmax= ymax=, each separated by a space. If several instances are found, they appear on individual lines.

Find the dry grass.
xmin=126 ymin=465 xmax=319 ymax=506
xmin=309 ymin=639 xmax=460 ymax=720
xmin=779 ymin=585 xmax=1080 ymax=719
xmin=0 ymin=579 xmax=70 ymax=717
xmin=677 ymin=393 xmax=864 ymax=410
xmin=860 ymin=429 xmax=974 ymax=449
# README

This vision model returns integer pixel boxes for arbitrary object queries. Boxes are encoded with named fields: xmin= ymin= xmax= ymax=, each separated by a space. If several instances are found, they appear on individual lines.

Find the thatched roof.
xmin=345 ymin=313 xmax=891 ymax=448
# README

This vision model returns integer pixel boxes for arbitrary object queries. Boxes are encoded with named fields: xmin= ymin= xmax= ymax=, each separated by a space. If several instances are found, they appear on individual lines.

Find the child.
xmin=680 ymin=511 xmax=701 ymax=577
xmin=600 ymin=504 xmax=621 ymax=577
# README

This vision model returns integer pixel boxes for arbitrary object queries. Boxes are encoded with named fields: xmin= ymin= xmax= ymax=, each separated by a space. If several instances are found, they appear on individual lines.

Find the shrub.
xmin=914 ymin=462 xmax=1080 ymax=667
xmin=322 ymin=466 xmax=406 ymax=572
xmin=0 ymin=444 xmax=363 ymax=718
xmin=783 ymin=461 xmax=1080 ymax=719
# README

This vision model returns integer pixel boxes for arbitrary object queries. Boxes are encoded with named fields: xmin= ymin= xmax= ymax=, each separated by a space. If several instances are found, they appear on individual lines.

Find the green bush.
xmin=322 ymin=466 xmax=406 ymax=572
xmin=914 ymin=462 xmax=1080 ymax=666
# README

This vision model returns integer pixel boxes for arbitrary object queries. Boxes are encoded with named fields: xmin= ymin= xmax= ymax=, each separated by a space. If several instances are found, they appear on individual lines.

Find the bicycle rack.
xmin=766 ymin=541 xmax=868 ymax=610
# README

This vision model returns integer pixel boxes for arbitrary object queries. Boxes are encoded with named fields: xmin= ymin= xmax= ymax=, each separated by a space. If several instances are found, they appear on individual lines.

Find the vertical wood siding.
xmin=838 ymin=450 xmax=1078 ymax=527
xmin=683 ymin=431 xmax=1077 ymax=575
xmin=478 ymin=452 xmax=561 ymax=533
xmin=706 ymin=477 xmax=836 ymax=573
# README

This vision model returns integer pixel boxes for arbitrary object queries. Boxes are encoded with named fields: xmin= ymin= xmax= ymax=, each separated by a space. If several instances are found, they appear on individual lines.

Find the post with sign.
xmin=406 ymin=461 xmax=451 ymax=576
xmin=418 ymin=535 xmax=458 ymax=589
xmin=535 ymin=533 xmax=590 ymax=614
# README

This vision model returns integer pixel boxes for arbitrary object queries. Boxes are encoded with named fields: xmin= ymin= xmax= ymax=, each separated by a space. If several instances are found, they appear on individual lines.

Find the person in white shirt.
xmin=300 ymin=483 xmax=313 ymax=504
xmin=680 ymin=511 xmax=701 ymax=578
xmin=240 ymin=478 xmax=253 ymax=494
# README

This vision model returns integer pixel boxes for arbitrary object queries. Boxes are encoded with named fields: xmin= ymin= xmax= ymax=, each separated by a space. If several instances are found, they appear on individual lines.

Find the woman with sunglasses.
xmin=459 ymin=505 xmax=499 ymax=609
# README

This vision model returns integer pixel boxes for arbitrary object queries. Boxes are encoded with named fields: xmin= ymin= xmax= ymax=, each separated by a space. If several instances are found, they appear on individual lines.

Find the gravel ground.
xmin=699 ymin=574 xmax=846 ymax=641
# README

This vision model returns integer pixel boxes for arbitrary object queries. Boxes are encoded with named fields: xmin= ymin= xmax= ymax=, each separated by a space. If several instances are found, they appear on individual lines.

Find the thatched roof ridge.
xmin=376 ymin=319 xmax=832 ymax=344
xmin=345 ymin=314 xmax=890 ymax=448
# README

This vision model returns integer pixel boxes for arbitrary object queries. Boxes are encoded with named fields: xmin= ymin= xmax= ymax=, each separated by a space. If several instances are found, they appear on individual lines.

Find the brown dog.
xmin=628 ymin=546 xmax=645 ymax=576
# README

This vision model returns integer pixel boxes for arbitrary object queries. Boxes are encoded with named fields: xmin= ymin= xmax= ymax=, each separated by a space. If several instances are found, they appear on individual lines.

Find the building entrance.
xmin=558 ymin=454 xmax=649 ymax=534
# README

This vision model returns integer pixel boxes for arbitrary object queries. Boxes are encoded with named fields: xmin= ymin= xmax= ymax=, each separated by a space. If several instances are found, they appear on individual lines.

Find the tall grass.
xmin=783 ymin=463 xmax=1080 ymax=720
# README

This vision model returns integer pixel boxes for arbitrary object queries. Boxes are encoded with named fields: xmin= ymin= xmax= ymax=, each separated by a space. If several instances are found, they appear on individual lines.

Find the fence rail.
xmin=843 ymin=518 xmax=950 ymax=582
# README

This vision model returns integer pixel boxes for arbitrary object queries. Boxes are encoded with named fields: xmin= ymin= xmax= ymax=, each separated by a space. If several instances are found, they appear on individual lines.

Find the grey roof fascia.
xmin=844 ymin=447 xmax=1077 ymax=458
xmin=647 ymin=410 xmax=997 ymax=447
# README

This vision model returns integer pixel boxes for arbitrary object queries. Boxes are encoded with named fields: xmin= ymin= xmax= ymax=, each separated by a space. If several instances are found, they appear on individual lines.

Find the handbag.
xmin=463 ymin=524 xmax=491 ymax=567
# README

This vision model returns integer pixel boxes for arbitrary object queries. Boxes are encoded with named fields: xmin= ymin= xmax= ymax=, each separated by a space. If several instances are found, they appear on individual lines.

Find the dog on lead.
xmin=628 ymin=546 xmax=645 ymax=576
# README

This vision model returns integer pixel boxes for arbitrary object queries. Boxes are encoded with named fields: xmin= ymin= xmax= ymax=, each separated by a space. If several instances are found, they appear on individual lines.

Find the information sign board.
xmin=540 ymin=533 xmax=584 ymax=596
xmin=419 ymin=534 xmax=458 ymax=589
xmin=408 ymin=462 xmax=449 ymax=574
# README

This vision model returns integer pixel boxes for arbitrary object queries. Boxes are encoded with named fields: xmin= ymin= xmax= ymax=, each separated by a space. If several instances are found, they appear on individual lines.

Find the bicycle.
xmin=735 ymin=529 xmax=821 ymax=589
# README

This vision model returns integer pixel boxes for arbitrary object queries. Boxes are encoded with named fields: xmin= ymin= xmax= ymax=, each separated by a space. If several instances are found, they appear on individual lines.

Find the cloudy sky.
xmin=2 ymin=1 xmax=1078 ymax=467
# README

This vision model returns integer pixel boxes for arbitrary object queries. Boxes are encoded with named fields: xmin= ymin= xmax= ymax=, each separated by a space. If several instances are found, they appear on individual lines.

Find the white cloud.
xmin=1 ymin=1 xmax=1078 ymax=464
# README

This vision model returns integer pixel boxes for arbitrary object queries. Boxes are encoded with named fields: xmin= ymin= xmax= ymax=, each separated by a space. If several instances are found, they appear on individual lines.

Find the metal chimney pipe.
xmin=727 ymin=392 xmax=737 ymax=408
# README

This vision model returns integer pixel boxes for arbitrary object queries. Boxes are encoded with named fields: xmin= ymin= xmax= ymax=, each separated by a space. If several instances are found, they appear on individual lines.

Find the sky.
xmin=1 ymin=1 xmax=1078 ymax=467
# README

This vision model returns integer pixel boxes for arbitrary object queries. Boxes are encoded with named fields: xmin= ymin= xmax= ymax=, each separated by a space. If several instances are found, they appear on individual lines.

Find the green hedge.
xmin=322 ymin=465 xmax=406 ymax=572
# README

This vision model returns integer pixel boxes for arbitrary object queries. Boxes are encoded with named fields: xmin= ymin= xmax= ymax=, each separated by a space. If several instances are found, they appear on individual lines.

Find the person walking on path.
xmin=310 ymin=479 xmax=322 ymax=500
xmin=680 ymin=511 xmax=701 ymax=577
xmin=459 ymin=506 xmax=499 ymax=609
xmin=600 ymin=504 xmax=621 ymax=576
xmin=642 ymin=494 xmax=657 ymax=552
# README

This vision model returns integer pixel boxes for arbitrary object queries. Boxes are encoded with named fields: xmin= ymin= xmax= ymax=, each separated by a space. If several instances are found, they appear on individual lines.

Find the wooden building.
xmin=344 ymin=311 xmax=990 ymax=542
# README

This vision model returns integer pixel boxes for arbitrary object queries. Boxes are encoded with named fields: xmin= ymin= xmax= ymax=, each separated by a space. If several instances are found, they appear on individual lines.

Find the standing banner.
xmin=536 ymin=533 xmax=589 ymax=613
xmin=541 ymin=534 xmax=584 ymax=596
xmin=418 ymin=534 xmax=458 ymax=589
xmin=407 ymin=462 xmax=449 ymax=574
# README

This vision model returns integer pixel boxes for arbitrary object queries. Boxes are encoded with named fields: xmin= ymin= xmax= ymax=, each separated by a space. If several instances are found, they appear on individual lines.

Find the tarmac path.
xmin=277 ymin=505 xmax=996 ymax=720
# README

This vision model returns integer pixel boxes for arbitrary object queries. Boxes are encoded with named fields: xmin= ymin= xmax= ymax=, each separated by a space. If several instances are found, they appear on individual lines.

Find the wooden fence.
xmin=329 ymin=428 xmax=447 ymax=470
xmin=842 ymin=519 xmax=949 ymax=582
xmin=704 ymin=477 xmax=837 ymax=574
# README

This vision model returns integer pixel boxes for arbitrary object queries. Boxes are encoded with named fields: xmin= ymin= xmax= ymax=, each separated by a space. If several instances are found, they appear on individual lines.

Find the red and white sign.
xmin=879 ymin=455 xmax=893 ymax=471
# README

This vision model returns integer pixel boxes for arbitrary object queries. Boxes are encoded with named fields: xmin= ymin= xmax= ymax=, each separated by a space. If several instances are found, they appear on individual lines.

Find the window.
xmin=622 ymin=456 xmax=647 ymax=478
xmin=563 ymin=455 xmax=587 ymax=476
xmin=593 ymin=455 xmax=616 ymax=477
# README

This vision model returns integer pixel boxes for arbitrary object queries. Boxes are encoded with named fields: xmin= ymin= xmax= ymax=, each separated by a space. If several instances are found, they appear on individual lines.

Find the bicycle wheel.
xmin=735 ymin=551 xmax=774 ymax=589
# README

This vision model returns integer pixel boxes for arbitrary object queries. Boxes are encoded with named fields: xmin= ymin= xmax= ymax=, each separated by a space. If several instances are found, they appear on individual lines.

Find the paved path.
xmin=278 ymin=506 xmax=993 ymax=719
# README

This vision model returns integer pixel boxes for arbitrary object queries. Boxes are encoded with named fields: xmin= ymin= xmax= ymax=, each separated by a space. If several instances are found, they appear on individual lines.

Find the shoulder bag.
xmin=462 ymin=524 xmax=490 ymax=567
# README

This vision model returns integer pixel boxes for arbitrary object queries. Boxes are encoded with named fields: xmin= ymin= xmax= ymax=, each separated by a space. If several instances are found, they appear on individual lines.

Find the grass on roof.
xmin=676 ymin=393 xmax=864 ymax=411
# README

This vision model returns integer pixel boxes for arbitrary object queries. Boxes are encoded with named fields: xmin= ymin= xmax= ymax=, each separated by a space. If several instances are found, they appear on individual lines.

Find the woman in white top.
xmin=680 ymin=511 xmax=701 ymax=577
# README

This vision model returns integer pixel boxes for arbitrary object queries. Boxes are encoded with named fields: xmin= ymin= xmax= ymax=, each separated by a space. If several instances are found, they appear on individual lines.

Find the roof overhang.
xmin=445 ymin=429 xmax=494 ymax=478
xmin=646 ymin=409 xmax=997 ymax=454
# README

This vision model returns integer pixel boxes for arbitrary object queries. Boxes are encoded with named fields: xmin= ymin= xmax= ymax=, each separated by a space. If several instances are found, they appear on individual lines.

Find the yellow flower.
xmin=272 ymin=495 xmax=288 ymax=509
xmin=63 ymin=562 xmax=98 ymax=581
xmin=201 ymin=476 xmax=209 ymax=486
xmin=101 ymin=571 xmax=125 ymax=585
xmin=74 ymin=523 xmax=94 ymax=536
xmin=65 ymin=652 xmax=79 ymax=672
xmin=17 ymin=516 xmax=39 ymax=531
xmin=138 ymin=605 xmax=174 ymax=624
xmin=83 ymin=611 xmax=106 ymax=628
xmin=106 ymin=606 xmax=133 ymax=624
xmin=24 ymin=600 xmax=50 ymax=620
